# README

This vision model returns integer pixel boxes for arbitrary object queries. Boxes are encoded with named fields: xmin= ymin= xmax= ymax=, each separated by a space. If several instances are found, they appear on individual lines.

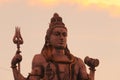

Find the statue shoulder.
xmin=74 ymin=57 xmax=89 ymax=79
xmin=74 ymin=57 xmax=86 ymax=67
xmin=33 ymin=54 xmax=44 ymax=59
xmin=33 ymin=54 xmax=46 ymax=62
xmin=32 ymin=54 xmax=46 ymax=68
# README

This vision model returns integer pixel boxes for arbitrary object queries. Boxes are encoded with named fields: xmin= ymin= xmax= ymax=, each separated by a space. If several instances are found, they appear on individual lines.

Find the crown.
xmin=49 ymin=13 xmax=65 ymax=28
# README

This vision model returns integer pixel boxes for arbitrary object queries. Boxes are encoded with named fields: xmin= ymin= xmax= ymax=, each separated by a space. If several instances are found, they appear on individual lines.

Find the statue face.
xmin=49 ymin=27 xmax=67 ymax=49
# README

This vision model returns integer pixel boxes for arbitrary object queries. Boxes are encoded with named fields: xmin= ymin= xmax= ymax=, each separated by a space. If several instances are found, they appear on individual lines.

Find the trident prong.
xmin=13 ymin=27 xmax=24 ymax=72
xmin=13 ymin=27 xmax=23 ymax=53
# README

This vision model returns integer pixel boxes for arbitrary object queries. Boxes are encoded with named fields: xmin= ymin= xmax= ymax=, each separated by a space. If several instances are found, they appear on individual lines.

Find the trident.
xmin=13 ymin=27 xmax=23 ymax=72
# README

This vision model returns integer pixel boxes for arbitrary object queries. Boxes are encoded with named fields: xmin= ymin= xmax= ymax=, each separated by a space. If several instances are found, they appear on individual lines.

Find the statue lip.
xmin=59 ymin=42 xmax=64 ymax=44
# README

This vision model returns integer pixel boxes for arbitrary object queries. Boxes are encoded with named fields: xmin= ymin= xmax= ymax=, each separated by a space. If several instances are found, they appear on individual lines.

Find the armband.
xmin=28 ymin=73 xmax=41 ymax=76
xmin=89 ymin=67 xmax=96 ymax=71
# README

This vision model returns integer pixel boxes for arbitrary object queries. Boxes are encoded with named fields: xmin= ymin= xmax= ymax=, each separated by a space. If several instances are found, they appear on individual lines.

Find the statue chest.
xmin=44 ymin=62 xmax=70 ymax=80
xmin=39 ymin=54 xmax=79 ymax=80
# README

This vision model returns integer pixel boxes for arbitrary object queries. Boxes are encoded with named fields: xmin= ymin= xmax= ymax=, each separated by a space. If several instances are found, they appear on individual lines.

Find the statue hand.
xmin=11 ymin=53 xmax=22 ymax=67
xmin=84 ymin=56 xmax=99 ymax=70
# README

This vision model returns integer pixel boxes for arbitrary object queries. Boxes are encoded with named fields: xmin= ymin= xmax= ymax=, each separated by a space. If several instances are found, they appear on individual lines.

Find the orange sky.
xmin=27 ymin=0 xmax=120 ymax=17
xmin=0 ymin=0 xmax=13 ymax=3
xmin=0 ymin=0 xmax=120 ymax=17
xmin=0 ymin=0 xmax=120 ymax=80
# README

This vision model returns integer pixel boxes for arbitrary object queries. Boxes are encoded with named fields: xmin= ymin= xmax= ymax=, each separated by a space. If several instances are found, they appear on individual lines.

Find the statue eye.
xmin=52 ymin=32 xmax=67 ymax=37
xmin=54 ymin=32 xmax=60 ymax=36
xmin=62 ymin=32 xmax=67 ymax=37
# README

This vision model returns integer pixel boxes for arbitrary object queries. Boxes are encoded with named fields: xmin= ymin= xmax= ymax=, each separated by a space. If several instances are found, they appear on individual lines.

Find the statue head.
xmin=41 ymin=13 xmax=73 ymax=61
xmin=45 ymin=13 xmax=67 ymax=49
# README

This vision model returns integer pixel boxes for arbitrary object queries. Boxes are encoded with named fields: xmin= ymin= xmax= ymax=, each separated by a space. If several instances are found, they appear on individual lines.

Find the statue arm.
xmin=28 ymin=54 xmax=44 ymax=80
xmin=84 ymin=56 xmax=100 ymax=80
xmin=11 ymin=68 xmax=26 ymax=80
xmin=88 ymin=69 xmax=95 ymax=80
xmin=11 ymin=53 xmax=26 ymax=80
xmin=77 ymin=58 xmax=89 ymax=80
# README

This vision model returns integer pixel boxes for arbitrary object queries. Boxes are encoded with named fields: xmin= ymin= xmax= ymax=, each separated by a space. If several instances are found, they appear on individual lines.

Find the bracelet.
xmin=89 ymin=67 xmax=96 ymax=71
xmin=28 ymin=73 xmax=41 ymax=76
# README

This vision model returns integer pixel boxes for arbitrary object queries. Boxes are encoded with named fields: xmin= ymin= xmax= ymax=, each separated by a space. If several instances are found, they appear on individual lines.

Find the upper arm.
xmin=32 ymin=55 xmax=39 ymax=69
xmin=77 ymin=58 xmax=89 ymax=80
xmin=29 ymin=54 xmax=45 ymax=80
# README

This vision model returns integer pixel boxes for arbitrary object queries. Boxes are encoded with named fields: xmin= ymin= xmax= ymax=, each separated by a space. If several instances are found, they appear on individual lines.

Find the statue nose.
xmin=59 ymin=34 xmax=64 ymax=40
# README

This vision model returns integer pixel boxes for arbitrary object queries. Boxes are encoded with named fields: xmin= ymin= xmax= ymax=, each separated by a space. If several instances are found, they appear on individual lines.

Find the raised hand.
xmin=11 ymin=52 xmax=22 ymax=68
xmin=84 ymin=56 xmax=99 ymax=70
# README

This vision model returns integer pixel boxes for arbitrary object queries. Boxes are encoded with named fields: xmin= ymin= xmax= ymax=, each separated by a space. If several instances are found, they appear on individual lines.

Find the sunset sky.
xmin=0 ymin=0 xmax=120 ymax=80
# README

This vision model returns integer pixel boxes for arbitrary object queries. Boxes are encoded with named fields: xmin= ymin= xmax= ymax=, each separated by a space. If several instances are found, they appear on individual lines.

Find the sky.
xmin=0 ymin=0 xmax=120 ymax=80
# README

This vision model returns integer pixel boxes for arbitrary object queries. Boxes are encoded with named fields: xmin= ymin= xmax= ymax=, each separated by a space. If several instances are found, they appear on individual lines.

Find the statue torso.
xmin=33 ymin=54 xmax=87 ymax=80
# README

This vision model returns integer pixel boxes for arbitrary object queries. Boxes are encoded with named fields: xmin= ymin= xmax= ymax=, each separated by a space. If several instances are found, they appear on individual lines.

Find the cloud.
xmin=1 ymin=0 xmax=120 ymax=17
xmin=28 ymin=0 xmax=120 ymax=7
xmin=28 ymin=0 xmax=120 ymax=17
xmin=81 ymin=0 xmax=120 ymax=17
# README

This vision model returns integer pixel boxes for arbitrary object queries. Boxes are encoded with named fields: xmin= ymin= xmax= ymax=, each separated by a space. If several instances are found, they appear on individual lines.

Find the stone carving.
xmin=11 ymin=13 xmax=99 ymax=80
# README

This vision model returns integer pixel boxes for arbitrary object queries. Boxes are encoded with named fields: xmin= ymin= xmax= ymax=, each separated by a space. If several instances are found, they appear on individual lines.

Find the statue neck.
xmin=52 ymin=48 xmax=65 ymax=55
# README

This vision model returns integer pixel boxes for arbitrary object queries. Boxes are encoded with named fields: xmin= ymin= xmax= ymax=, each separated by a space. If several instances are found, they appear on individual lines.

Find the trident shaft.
xmin=13 ymin=27 xmax=23 ymax=72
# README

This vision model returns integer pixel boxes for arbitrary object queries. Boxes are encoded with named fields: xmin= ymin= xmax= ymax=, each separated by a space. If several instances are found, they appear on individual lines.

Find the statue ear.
xmin=46 ymin=36 xmax=51 ymax=46
xmin=46 ymin=40 xmax=49 ymax=46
